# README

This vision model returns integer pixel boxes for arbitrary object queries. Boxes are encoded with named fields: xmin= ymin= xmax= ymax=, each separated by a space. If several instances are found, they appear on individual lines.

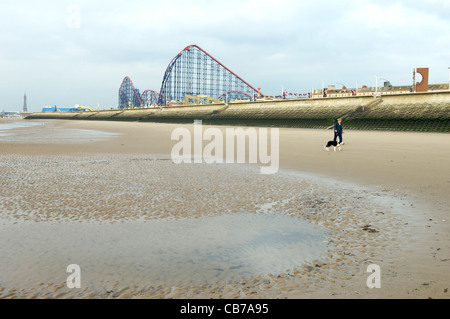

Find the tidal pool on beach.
xmin=0 ymin=213 xmax=327 ymax=289
xmin=0 ymin=120 xmax=45 ymax=130
xmin=0 ymin=120 xmax=121 ymax=144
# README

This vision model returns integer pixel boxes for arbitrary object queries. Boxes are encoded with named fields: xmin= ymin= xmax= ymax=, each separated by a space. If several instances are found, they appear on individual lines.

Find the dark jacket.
xmin=334 ymin=121 xmax=343 ymax=133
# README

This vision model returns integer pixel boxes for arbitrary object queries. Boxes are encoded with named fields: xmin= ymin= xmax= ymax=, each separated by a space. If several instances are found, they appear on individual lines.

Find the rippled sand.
xmin=0 ymin=152 xmax=408 ymax=299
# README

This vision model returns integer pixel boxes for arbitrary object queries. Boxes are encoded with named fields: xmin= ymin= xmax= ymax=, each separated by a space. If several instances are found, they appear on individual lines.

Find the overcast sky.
xmin=1 ymin=0 xmax=450 ymax=112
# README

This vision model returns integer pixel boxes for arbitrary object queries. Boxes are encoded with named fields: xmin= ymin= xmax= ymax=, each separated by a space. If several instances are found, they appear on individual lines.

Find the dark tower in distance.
xmin=23 ymin=93 xmax=28 ymax=113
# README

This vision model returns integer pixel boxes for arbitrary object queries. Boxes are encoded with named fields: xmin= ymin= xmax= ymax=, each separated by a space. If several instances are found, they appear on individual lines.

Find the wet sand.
xmin=0 ymin=119 xmax=449 ymax=299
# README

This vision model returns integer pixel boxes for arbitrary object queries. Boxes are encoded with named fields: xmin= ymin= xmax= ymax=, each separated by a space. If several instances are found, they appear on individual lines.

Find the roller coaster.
xmin=118 ymin=76 xmax=142 ymax=108
xmin=118 ymin=44 xmax=261 ymax=108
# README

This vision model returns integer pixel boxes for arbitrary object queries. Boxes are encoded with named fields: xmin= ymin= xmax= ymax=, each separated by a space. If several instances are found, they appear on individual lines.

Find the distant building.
xmin=1 ymin=111 xmax=22 ymax=118
xmin=310 ymin=83 xmax=448 ymax=99
xmin=41 ymin=105 xmax=94 ymax=112
xmin=42 ymin=106 xmax=79 ymax=112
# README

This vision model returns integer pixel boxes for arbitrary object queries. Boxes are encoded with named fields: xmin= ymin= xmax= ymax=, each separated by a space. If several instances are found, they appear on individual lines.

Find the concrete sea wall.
xmin=27 ymin=91 xmax=450 ymax=132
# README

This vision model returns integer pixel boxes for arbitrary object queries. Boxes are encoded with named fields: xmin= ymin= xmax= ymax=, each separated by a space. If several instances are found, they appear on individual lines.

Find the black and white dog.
xmin=324 ymin=141 xmax=343 ymax=151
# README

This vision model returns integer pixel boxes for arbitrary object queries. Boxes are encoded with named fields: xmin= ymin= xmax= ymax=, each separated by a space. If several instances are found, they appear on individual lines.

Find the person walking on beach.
xmin=334 ymin=118 xmax=343 ymax=144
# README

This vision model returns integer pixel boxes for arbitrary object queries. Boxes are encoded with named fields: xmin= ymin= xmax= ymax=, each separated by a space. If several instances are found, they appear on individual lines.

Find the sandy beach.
xmin=0 ymin=119 xmax=449 ymax=299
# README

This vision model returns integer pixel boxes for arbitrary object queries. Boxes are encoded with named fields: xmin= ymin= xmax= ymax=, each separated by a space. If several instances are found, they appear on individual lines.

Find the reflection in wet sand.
xmin=0 ymin=120 xmax=120 ymax=144
xmin=0 ymin=213 xmax=327 ymax=289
